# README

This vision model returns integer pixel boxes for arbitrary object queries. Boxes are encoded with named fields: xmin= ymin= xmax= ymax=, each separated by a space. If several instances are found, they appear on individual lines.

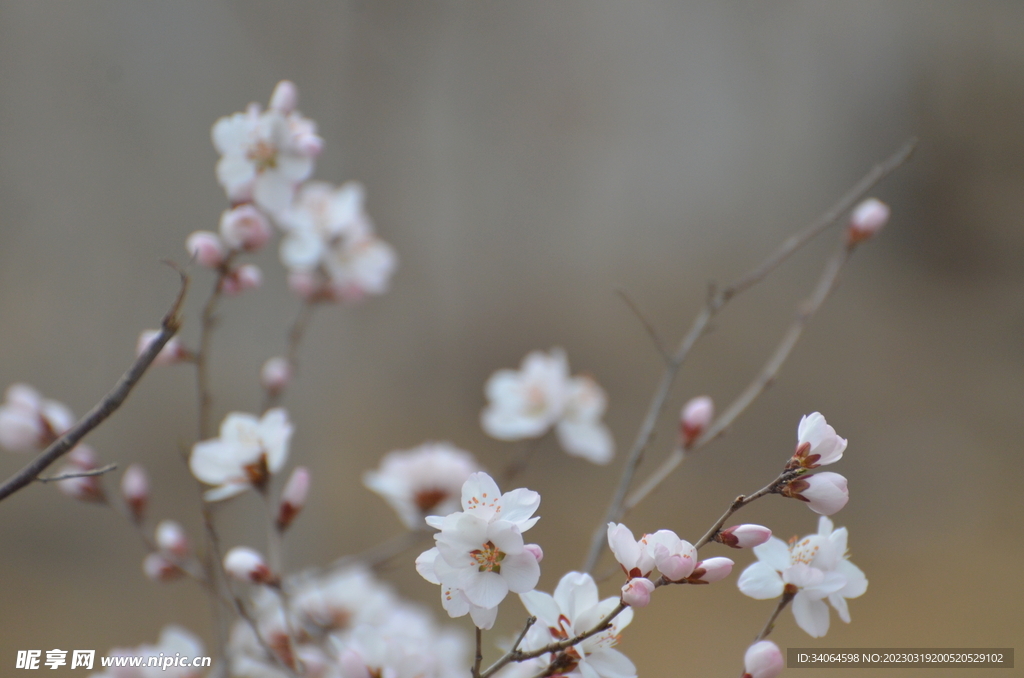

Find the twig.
xmin=500 ymin=436 xmax=546 ymax=485
xmin=263 ymin=300 xmax=318 ymax=412
xmin=328 ymin=529 xmax=431 ymax=573
xmin=581 ymin=139 xmax=916 ymax=573
xmin=473 ymin=627 xmax=484 ymax=678
xmin=35 ymin=463 xmax=118 ymax=483
xmin=625 ymin=245 xmax=852 ymax=513
xmin=0 ymin=270 xmax=188 ymax=504
xmin=194 ymin=259 xmax=233 ymax=440
xmin=616 ymin=288 xmax=670 ymax=362
xmin=755 ymin=591 xmax=795 ymax=642
xmin=692 ymin=470 xmax=801 ymax=550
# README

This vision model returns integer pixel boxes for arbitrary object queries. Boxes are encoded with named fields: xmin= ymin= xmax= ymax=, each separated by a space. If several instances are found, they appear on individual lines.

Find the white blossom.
xmin=0 ymin=383 xmax=73 ymax=452
xmin=791 ymin=412 xmax=847 ymax=469
xmin=89 ymin=625 xmax=205 ymax=678
xmin=363 ymin=442 xmax=480 ymax=529
xmin=189 ymin=408 xmax=293 ymax=501
xmin=482 ymin=349 xmax=615 ymax=464
xmin=519 ymin=571 xmax=636 ymax=678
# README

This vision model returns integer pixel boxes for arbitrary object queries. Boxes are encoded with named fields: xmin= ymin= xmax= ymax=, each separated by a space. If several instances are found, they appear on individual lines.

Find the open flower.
xmin=363 ymin=442 xmax=480 ymax=529
xmin=416 ymin=472 xmax=541 ymax=628
xmin=738 ymin=516 xmax=866 ymax=637
xmin=211 ymin=81 xmax=321 ymax=215
xmin=482 ymin=349 xmax=615 ymax=464
xmin=519 ymin=571 xmax=636 ymax=678
xmin=190 ymin=409 xmax=293 ymax=501
xmin=790 ymin=412 xmax=847 ymax=469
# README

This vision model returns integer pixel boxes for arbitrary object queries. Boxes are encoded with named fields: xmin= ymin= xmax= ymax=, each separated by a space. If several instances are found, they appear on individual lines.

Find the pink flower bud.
xmin=782 ymin=471 xmax=849 ymax=515
xmin=621 ymin=576 xmax=655 ymax=607
xmin=219 ymin=204 xmax=272 ymax=253
xmin=269 ymin=80 xmax=298 ymax=114
xmin=155 ymin=520 xmax=190 ymax=559
xmin=224 ymin=546 xmax=276 ymax=584
xmin=680 ymin=396 xmax=713 ymax=449
xmin=743 ymin=640 xmax=784 ymax=678
xmin=524 ymin=543 xmax=544 ymax=563
xmin=687 ymin=557 xmax=733 ymax=584
xmin=276 ymin=467 xmax=310 ymax=531
xmin=260 ymin=357 xmax=293 ymax=396
xmin=143 ymin=552 xmax=183 ymax=582
xmin=847 ymin=198 xmax=890 ymax=245
xmin=0 ymin=406 xmax=43 ymax=452
xmin=121 ymin=464 xmax=148 ymax=522
xmin=185 ymin=231 xmax=226 ymax=269
xmin=221 ymin=264 xmax=263 ymax=296
xmin=136 ymin=330 xmax=188 ymax=367
xmin=718 ymin=524 xmax=773 ymax=549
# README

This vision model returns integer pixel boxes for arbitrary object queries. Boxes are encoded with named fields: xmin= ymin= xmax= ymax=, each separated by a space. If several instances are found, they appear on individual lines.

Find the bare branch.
xmin=616 ymin=288 xmax=671 ymax=363
xmin=36 ymin=463 xmax=118 ymax=483
xmin=581 ymin=139 xmax=915 ymax=571
xmin=0 ymin=270 xmax=188 ymax=504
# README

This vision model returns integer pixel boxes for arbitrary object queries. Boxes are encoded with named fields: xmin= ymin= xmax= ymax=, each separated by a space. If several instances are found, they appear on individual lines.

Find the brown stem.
xmin=0 ymin=270 xmax=188 ymax=504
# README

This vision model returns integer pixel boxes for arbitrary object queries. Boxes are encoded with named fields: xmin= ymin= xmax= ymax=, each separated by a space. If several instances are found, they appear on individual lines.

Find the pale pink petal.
xmin=792 ymin=592 xmax=831 ymax=637
xmin=737 ymin=562 xmax=784 ymax=599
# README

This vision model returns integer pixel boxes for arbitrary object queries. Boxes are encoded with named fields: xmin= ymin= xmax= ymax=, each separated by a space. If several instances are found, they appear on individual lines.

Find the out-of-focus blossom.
xmin=679 ymin=395 xmax=714 ymax=449
xmin=142 ymin=552 xmax=183 ymax=583
xmin=260 ymin=356 xmax=292 ymax=396
xmin=278 ymin=181 xmax=397 ymax=303
xmin=54 ymin=445 xmax=105 ymax=503
xmin=212 ymin=82 xmax=321 ymax=216
xmin=519 ymin=571 xmax=636 ymax=678
xmin=224 ymin=546 xmax=276 ymax=585
xmin=742 ymin=640 xmax=784 ymax=678
xmin=0 ymin=383 xmax=73 ymax=452
xmin=738 ymin=516 xmax=866 ymax=637
xmin=276 ymin=466 xmax=310 ymax=531
xmin=482 ymin=348 xmax=615 ymax=464
xmin=363 ymin=442 xmax=480 ymax=529
xmin=190 ymin=409 xmax=293 ymax=501
xmin=90 ymin=625 xmax=205 ymax=678
xmin=220 ymin=263 xmax=263 ymax=296
xmin=121 ymin=464 xmax=148 ymax=522
xmin=219 ymin=203 xmax=272 ymax=252
xmin=847 ymin=198 xmax=890 ymax=245
xmin=135 ymin=330 xmax=189 ymax=367
xmin=155 ymin=520 xmax=190 ymax=560
xmin=782 ymin=471 xmax=849 ymax=516
xmin=790 ymin=412 xmax=847 ymax=470
xmin=185 ymin=230 xmax=226 ymax=269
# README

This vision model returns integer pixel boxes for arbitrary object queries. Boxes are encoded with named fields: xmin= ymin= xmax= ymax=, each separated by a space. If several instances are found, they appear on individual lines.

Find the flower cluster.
xmin=780 ymin=412 xmax=851 ymax=516
xmin=481 ymin=348 xmax=614 ymax=464
xmin=416 ymin=472 xmax=542 ymax=629
xmin=738 ymin=516 xmax=867 ymax=637
xmin=89 ymin=625 xmax=205 ymax=678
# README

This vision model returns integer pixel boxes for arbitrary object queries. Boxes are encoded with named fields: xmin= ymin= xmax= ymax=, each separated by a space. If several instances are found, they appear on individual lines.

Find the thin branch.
xmin=0 ymin=270 xmax=188 ymax=504
xmin=263 ymin=300 xmax=318 ymax=412
xmin=692 ymin=469 xmax=801 ymax=550
xmin=625 ymin=245 xmax=852 ymax=512
xmin=473 ymin=627 xmax=484 ymax=678
xmin=616 ymin=288 xmax=670 ymax=362
xmin=581 ymin=140 xmax=915 ymax=573
xmin=194 ymin=259 xmax=233 ymax=440
xmin=755 ymin=591 xmax=796 ymax=642
xmin=329 ymin=529 xmax=431 ymax=573
xmin=36 ymin=463 xmax=118 ymax=483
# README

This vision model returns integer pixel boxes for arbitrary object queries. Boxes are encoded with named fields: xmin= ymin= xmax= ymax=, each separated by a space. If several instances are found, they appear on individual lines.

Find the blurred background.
xmin=1 ymin=1 xmax=1021 ymax=676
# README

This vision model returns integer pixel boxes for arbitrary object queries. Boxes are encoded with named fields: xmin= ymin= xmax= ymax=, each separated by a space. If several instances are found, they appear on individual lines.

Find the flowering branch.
xmin=582 ymin=139 xmax=915 ymax=573
xmin=0 ymin=270 xmax=188 ymax=504
xmin=626 ymin=244 xmax=852 ymax=513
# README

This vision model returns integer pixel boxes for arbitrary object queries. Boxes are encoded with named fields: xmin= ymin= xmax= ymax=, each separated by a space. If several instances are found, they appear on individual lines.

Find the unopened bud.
xmin=621 ymin=576 xmax=655 ymax=607
xmin=143 ymin=552 xmax=183 ymax=582
xmin=687 ymin=557 xmax=733 ymax=584
xmin=56 ymin=468 xmax=105 ymax=503
xmin=847 ymin=198 xmax=890 ymax=245
xmin=524 ymin=543 xmax=544 ymax=563
xmin=121 ymin=464 xmax=149 ymax=522
xmin=224 ymin=546 xmax=276 ymax=585
xmin=276 ymin=467 xmax=310 ymax=531
xmin=287 ymin=270 xmax=323 ymax=301
xmin=781 ymin=471 xmax=849 ymax=516
xmin=136 ymin=330 xmax=189 ymax=367
xmin=269 ymin=80 xmax=298 ymax=114
xmin=221 ymin=264 xmax=263 ymax=296
xmin=718 ymin=524 xmax=773 ymax=549
xmin=185 ymin=231 xmax=226 ymax=269
xmin=219 ymin=204 xmax=272 ymax=253
xmin=679 ymin=396 xmax=713 ymax=449
xmin=155 ymin=520 xmax=190 ymax=559
xmin=743 ymin=640 xmax=784 ymax=678
xmin=260 ymin=357 xmax=293 ymax=396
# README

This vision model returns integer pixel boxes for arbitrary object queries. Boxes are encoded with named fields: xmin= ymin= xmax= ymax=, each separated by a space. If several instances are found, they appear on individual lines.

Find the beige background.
xmin=0 ymin=2 xmax=1021 ymax=676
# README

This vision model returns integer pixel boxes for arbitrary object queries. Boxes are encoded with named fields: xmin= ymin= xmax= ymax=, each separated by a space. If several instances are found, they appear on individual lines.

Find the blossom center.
xmin=248 ymin=139 xmax=279 ymax=172
xmin=469 ymin=540 xmax=506 ymax=573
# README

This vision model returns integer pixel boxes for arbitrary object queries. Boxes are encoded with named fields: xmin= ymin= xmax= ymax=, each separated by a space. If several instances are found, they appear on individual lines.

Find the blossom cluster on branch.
xmin=0 ymin=79 xmax=906 ymax=678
